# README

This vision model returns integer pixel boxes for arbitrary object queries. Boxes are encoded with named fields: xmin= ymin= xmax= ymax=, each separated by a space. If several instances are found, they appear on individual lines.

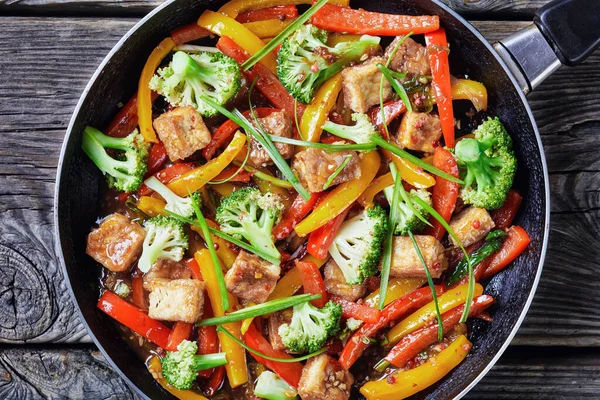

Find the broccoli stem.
xmin=81 ymin=128 xmax=135 ymax=180
xmin=192 ymin=352 xmax=228 ymax=371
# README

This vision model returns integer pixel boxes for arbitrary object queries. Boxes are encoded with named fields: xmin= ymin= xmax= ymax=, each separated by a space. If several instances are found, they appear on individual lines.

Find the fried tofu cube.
xmin=224 ymin=250 xmax=280 ymax=304
xmin=396 ymin=111 xmax=443 ymax=153
xmin=298 ymin=354 xmax=354 ymax=400
xmin=389 ymin=235 xmax=447 ymax=279
xmin=292 ymin=148 xmax=361 ymax=193
xmin=86 ymin=213 xmax=145 ymax=272
xmin=449 ymin=206 xmax=496 ymax=247
xmin=383 ymin=37 xmax=430 ymax=79
xmin=268 ymin=309 xmax=293 ymax=351
xmin=324 ymin=259 xmax=367 ymax=302
xmin=143 ymin=259 xmax=192 ymax=290
xmin=153 ymin=106 xmax=211 ymax=162
xmin=147 ymin=278 xmax=205 ymax=323
xmin=250 ymin=110 xmax=294 ymax=167
xmin=342 ymin=57 xmax=392 ymax=113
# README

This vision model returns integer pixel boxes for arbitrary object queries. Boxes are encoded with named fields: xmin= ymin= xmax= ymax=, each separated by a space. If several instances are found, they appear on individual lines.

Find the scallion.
xmin=323 ymin=155 xmax=352 ymax=190
xmin=378 ymin=63 xmax=412 ymax=114
xmin=268 ymin=135 xmax=376 ymax=152
xmin=233 ymin=161 xmax=293 ymax=189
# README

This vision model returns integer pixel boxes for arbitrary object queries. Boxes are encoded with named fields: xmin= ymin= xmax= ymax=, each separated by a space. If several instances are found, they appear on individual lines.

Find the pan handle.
xmin=493 ymin=0 xmax=600 ymax=94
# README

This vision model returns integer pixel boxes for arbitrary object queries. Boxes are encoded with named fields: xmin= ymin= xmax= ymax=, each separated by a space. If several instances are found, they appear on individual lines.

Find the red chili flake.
xmin=310 ymin=62 xmax=319 ymax=73
xmin=417 ymin=167 xmax=424 ymax=173
xmin=432 ymin=261 xmax=441 ymax=271
xmin=462 ymin=344 xmax=471 ymax=352
xmin=432 ymin=140 xmax=439 ymax=148
xmin=411 ymin=135 xmax=419 ymax=144
xmin=213 ymin=243 xmax=220 ymax=251
xmin=472 ymin=219 xmax=481 ymax=229
xmin=386 ymin=375 xmax=396 ymax=384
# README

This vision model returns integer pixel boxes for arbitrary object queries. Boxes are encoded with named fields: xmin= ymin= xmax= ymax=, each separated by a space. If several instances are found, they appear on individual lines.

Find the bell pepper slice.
xmin=137 ymin=196 xmax=168 ymax=217
xmin=219 ymin=0 xmax=349 ymax=19
xmin=243 ymin=18 xmax=296 ymax=39
xmin=197 ymin=298 xmax=219 ymax=379
xmin=184 ymin=257 xmax=203 ymax=281
xmin=425 ymin=29 xmax=454 ymax=148
xmin=382 ymin=148 xmax=436 ymax=189
xmin=106 ymin=92 xmax=159 ymax=138
xmin=491 ymin=189 xmax=523 ymax=229
xmin=196 ymin=249 xmax=248 ymax=388
xmin=357 ymin=172 xmax=394 ymax=208
xmin=138 ymin=162 xmax=197 ymax=196
xmin=307 ymin=207 xmax=349 ymax=259
xmin=165 ymin=321 xmax=194 ymax=352
xmin=273 ymin=192 xmax=324 ymax=241
xmin=482 ymin=226 xmax=531 ymax=280
xmin=202 ymin=366 xmax=225 ymax=397
xmin=198 ymin=10 xmax=277 ymax=73
xmin=145 ymin=143 xmax=168 ymax=178
xmin=368 ymin=99 xmax=406 ymax=138
xmin=312 ymin=4 xmax=439 ymax=36
xmin=364 ymin=277 xmax=425 ymax=308
xmin=97 ymin=291 xmax=171 ymax=349
xmin=147 ymin=356 xmax=209 ymax=400
xmin=131 ymin=274 xmax=146 ymax=310
xmin=299 ymin=73 xmax=343 ymax=142
xmin=295 ymin=151 xmax=381 ymax=236
xmin=236 ymin=5 xmax=299 ymax=22
xmin=386 ymin=283 xmax=483 ymax=345
xmin=168 ymin=131 xmax=246 ymax=196
xmin=211 ymin=182 xmax=236 ymax=197
xmin=212 ymin=166 xmax=253 ymax=183
xmin=191 ymin=219 xmax=238 ymax=270
xmin=268 ymin=254 xmax=326 ymax=301
xmin=171 ymin=23 xmax=211 ymax=44
xmin=296 ymin=260 xmax=328 ymax=308
xmin=360 ymin=335 xmax=471 ymax=400
xmin=138 ymin=37 xmax=176 ymax=143
xmin=451 ymin=77 xmax=488 ymax=112
xmin=422 ymin=147 xmax=459 ymax=240
xmin=334 ymin=298 xmax=381 ymax=324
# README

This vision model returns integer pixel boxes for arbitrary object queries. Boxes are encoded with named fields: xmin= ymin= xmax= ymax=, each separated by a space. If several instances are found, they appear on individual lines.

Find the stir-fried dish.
xmin=84 ymin=1 xmax=531 ymax=399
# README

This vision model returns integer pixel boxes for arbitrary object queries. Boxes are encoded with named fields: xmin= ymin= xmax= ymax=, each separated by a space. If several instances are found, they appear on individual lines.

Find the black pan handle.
xmin=493 ymin=0 xmax=600 ymax=94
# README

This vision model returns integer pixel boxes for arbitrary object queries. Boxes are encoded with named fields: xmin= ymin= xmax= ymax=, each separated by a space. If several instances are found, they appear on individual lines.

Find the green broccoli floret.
xmin=143 ymin=176 xmax=201 ymax=218
xmin=81 ymin=126 xmax=149 ymax=193
xmin=149 ymin=51 xmax=241 ymax=117
xmin=454 ymin=117 xmax=517 ymax=209
xmin=254 ymin=371 xmax=299 ymax=400
xmin=161 ymin=340 xmax=228 ymax=390
xmin=321 ymin=112 xmax=377 ymax=144
xmin=328 ymin=205 xmax=388 ymax=284
xmin=277 ymin=25 xmax=380 ymax=104
xmin=138 ymin=215 xmax=188 ymax=273
xmin=383 ymin=185 xmax=432 ymax=236
xmin=278 ymin=301 xmax=342 ymax=354
xmin=216 ymin=187 xmax=284 ymax=264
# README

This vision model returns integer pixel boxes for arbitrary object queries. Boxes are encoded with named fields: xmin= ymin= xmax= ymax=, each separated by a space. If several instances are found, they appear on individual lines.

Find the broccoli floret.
xmin=113 ymin=281 xmax=131 ymax=298
xmin=279 ymin=301 xmax=342 ymax=354
xmin=81 ymin=126 xmax=149 ymax=192
xmin=321 ymin=112 xmax=377 ymax=144
xmin=383 ymin=185 xmax=432 ymax=236
xmin=216 ymin=187 xmax=284 ymax=263
xmin=454 ymin=117 xmax=517 ymax=209
xmin=328 ymin=205 xmax=388 ymax=284
xmin=277 ymin=25 xmax=380 ymax=104
xmin=138 ymin=215 xmax=188 ymax=273
xmin=161 ymin=340 xmax=228 ymax=390
xmin=143 ymin=176 xmax=201 ymax=218
xmin=254 ymin=371 xmax=299 ymax=400
xmin=149 ymin=51 xmax=241 ymax=117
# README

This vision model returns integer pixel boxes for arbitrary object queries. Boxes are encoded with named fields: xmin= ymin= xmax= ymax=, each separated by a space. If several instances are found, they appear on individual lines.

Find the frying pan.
xmin=54 ymin=0 xmax=600 ymax=398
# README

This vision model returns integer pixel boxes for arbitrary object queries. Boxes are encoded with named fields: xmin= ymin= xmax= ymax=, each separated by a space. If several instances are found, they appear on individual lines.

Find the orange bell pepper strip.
xmin=296 ymin=260 xmax=328 ymax=308
xmin=267 ymin=254 xmax=326 ymax=301
xmin=482 ymin=226 xmax=531 ymax=280
xmin=236 ymin=5 xmax=299 ymax=23
xmin=491 ymin=189 xmax=523 ymax=229
xmin=137 ymin=37 xmax=175 ymax=143
xmin=300 ymin=73 xmax=343 ymax=142
xmin=147 ymin=356 xmax=209 ymax=400
xmin=294 ymin=151 xmax=381 ymax=236
xmin=425 ymin=28 xmax=455 ymax=148
xmin=312 ymin=4 xmax=439 ymax=36
xmin=167 ymin=131 xmax=247 ymax=196
xmin=197 ymin=10 xmax=277 ymax=73
xmin=357 ymin=172 xmax=394 ymax=208
xmin=137 ymin=196 xmax=168 ymax=217
xmin=360 ymin=335 xmax=471 ymax=400
xmin=196 ymin=249 xmax=248 ymax=388
xmin=131 ymin=274 xmax=146 ymax=310
xmin=382 ymin=148 xmax=436 ymax=189
xmin=165 ymin=321 xmax=194 ymax=352
xmin=307 ymin=207 xmax=349 ymax=259
xmin=191 ymin=219 xmax=237 ymax=270
xmin=219 ymin=0 xmax=349 ymax=19
xmin=451 ymin=77 xmax=488 ymax=112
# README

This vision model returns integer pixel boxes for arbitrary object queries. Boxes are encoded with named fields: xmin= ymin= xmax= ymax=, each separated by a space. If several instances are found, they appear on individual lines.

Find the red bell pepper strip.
xmin=212 ymin=166 xmax=253 ymax=183
xmin=423 ymin=147 xmax=459 ymax=240
xmin=137 ymin=162 xmax=196 ymax=197
xmin=170 ymin=23 xmax=211 ymax=44
xmin=482 ymin=226 xmax=531 ymax=280
xmin=384 ymin=295 xmax=495 ymax=367
xmin=202 ymin=107 xmax=277 ymax=160
xmin=97 ymin=291 xmax=171 ymax=349
xmin=217 ymin=36 xmax=304 ymax=118
xmin=197 ymin=294 xmax=219 ymax=379
xmin=236 ymin=5 xmax=298 ymax=23
xmin=165 ymin=321 xmax=194 ymax=352
xmin=491 ymin=189 xmax=523 ymax=229
xmin=202 ymin=366 xmax=225 ymax=396
xmin=273 ymin=192 xmax=324 ymax=241
xmin=145 ymin=143 xmax=168 ymax=178
xmin=244 ymin=323 xmax=304 ymax=387
xmin=311 ymin=4 xmax=439 ymax=36
xmin=338 ymin=285 xmax=444 ymax=370
xmin=369 ymin=99 xmax=407 ymax=138
xmin=184 ymin=258 xmax=203 ymax=281
xmin=333 ymin=298 xmax=382 ymax=324
xmin=296 ymin=260 xmax=328 ymax=308
xmin=425 ymin=28 xmax=455 ymax=148
xmin=306 ymin=207 xmax=350 ymax=260
xmin=105 ymin=92 xmax=159 ymax=138
xmin=131 ymin=274 xmax=146 ymax=310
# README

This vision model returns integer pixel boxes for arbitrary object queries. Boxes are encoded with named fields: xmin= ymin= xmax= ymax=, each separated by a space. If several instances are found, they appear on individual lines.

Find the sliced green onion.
xmin=323 ymin=155 xmax=352 ymax=190
xmin=233 ymin=161 xmax=293 ymax=189
xmin=369 ymin=134 xmax=464 ymax=184
xmin=208 ymin=137 xmax=252 ymax=185
xmin=216 ymin=326 xmax=326 ymax=362
xmin=269 ymin=135 xmax=376 ymax=152
xmin=294 ymin=100 xmax=303 ymax=138
xmin=387 ymin=164 xmax=432 ymax=228
xmin=241 ymin=0 xmax=328 ymax=71
xmin=378 ymin=63 xmax=412 ymax=114
xmin=197 ymin=294 xmax=321 ymax=326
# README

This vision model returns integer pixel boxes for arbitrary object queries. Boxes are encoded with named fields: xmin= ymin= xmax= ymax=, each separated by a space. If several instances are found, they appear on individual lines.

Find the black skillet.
xmin=54 ymin=0 xmax=600 ymax=398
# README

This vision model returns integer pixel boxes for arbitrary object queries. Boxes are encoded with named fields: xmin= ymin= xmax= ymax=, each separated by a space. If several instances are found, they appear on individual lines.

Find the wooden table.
xmin=0 ymin=0 xmax=598 ymax=398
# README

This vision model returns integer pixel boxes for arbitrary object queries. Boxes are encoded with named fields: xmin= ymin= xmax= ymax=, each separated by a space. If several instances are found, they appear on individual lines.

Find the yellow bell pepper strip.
xmin=294 ymin=151 xmax=381 ymax=236
xmin=451 ymin=77 xmax=488 ymax=112
xmin=244 ymin=18 xmax=295 ymax=39
xmin=147 ymin=356 xmax=209 ymax=400
xmin=387 ymin=283 xmax=483 ymax=345
xmin=360 ymin=335 xmax=472 ymax=400
xmin=191 ymin=219 xmax=237 ymax=270
xmin=211 ymin=182 xmax=237 ymax=197
xmin=219 ymin=0 xmax=349 ymax=19
xmin=267 ymin=254 xmax=326 ymax=301
xmin=364 ymin=278 xmax=425 ymax=307
xmin=326 ymin=33 xmax=364 ymax=47
xmin=197 ymin=11 xmax=277 ymax=73
xmin=382 ymin=148 xmax=436 ymax=189
xmin=357 ymin=172 xmax=394 ymax=208
xmin=299 ymin=73 xmax=343 ymax=142
xmin=196 ymin=249 xmax=248 ymax=388
xmin=137 ymin=196 xmax=168 ymax=217
xmin=240 ymin=302 xmax=257 ymax=335
xmin=168 ymin=131 xmax=246 ymax=196
xmin=137 ymin=37 xmax=175 ymax=143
